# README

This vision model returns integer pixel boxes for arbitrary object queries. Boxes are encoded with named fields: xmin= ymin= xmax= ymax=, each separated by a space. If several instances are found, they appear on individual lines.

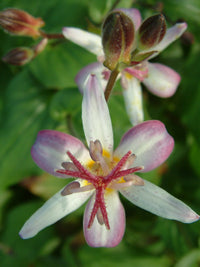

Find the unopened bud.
xmin=2 ymin=47 xmax=34 ymax=66
xmin=33 ymin=38 xmax=48 ymax=55
xmin=138 ymin=14 xmax=166 ymax=50
xmin=0 ymin=8 xmax=44 ymax=38
xmin=102 ymin=10 xmax=135 ymax=70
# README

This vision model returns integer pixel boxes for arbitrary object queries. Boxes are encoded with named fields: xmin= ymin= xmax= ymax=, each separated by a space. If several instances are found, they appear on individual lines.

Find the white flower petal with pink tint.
xmin=150 ymin=22 xmax=187 ymax=55
xmin=75 ymin=62 xmax=110 ymax=94
xmin=114 ymin=120 xmax=174 ymax=172
xmin=143 ymin=62 xmax=181 ymax=97
xmin=83 ymin=191 xmax=125 ymax=247
xmin=115 ymin=8 xmax=142 ymax=30
xmin=121 ymin=74 xmax=144 ymax=125
xmin=31 ymin=130 xmax=90 ymax=178
xmin=120 ymin=178 xmax=199 ymax=223
xmin=19 ymin=180 xmax=94 ymax=239
xmin=62 ymin=27 xmax=103 ymax=57
xmin=82 ymin=74 xmax=113 ymax=152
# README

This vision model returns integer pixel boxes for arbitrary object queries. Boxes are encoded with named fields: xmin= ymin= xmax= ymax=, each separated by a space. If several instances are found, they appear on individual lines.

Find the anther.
xmin=61 ymin=162 xmax=79 ymax=171
xmin=96 ymin=208 xmax=105 ymax=225
xmin=61 ymin=181 xmax=80 ymax=196
xmin=89 ymin=140 xmax=103 ymax=161
xmin=124 ymin=174 xmax=144 ymax=186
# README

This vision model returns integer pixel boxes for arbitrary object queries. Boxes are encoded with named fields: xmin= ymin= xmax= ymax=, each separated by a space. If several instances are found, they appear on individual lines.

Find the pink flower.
xmin=63 ymin=8 xmax=186 ymax=125
xmin=19 ymin=74 xmax=199 ymax=247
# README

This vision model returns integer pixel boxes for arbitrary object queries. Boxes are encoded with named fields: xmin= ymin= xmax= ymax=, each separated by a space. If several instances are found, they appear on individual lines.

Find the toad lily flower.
xmin=63 ymin=8 xmax=187 ymax=125
xmin=19 ymin=74 xmax=199 ymax=247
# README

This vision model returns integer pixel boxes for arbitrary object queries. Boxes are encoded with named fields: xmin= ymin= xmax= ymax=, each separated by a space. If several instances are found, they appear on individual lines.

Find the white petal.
xmin=75 ymin=62 xmax=110 ymax=94
xmin=62 ymin=27 xmax=103 ymax=57
xmin=121 ymin=74 xmax=144 ymax=125
xmin=83 ymin=191 xmax=125 ymax=247
xmin=82 ymin=74 xmax=113 ymax=153
xmin=120 ymin=178 xmax=199 ymax=223
xmin=19 ymin=180 xmax=94 ymax=239
xmin=31 ymin=130 xmax=90 ymax=178
xmin=143 ymin=62 xmax=181 ymax=97
xmin=114 ymin=120 xmax=174 ymax=172
xmin=149 ymin=22 xmax=187 ymax=59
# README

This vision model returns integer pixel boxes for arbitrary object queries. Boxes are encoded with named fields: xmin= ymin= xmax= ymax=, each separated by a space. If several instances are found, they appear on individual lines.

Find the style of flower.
xmin=19 ymin=74 xmax=199 ymax=247
xmin=63 ymin=8 xmax=187 ymax=125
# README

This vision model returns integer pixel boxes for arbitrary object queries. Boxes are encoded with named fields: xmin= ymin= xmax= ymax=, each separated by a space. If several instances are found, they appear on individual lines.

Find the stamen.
xmin=61 ymin=182 xmax=94 ymax=196
xmin=109 ymin=180 xmax=134 ymax=190
xmin=56 ymin=168 xmax=90 ymax=180
xmin=122 ymin=153 xmax=136 ymax=169
xmin=96 ymin=208 xmax=105 ymax=225
xmin=61 ymin=181 xmax=80 ymax=196
xmin=89 ymin=140 xmax=110 ymax=175
xmin=89 ymin=140 xmax=103 ymax=161
xmin=61 ymin=162 xmax=79 ymax=171
xmin=124 ymin=174 xmax=144 ymax=186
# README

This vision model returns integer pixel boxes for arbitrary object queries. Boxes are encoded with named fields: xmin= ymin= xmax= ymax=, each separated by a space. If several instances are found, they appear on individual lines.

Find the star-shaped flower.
xmin=63 ymin=8 xmax=187 ymax=125
xmin=19 ymin=74 xmax=199 ymax=247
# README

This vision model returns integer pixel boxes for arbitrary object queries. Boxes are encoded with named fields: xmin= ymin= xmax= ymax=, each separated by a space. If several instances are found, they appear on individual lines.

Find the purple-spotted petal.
xmin=143 ymin=62 xmax=181 ymax=97
xmin=120 ymin=178 xmax=199 ymax=223
xmin=75 ymin=62 xmax=110 ymax=94
xmin=114 ymin=120 xmax=174 ymax=172
xmin=121 ymin=74 xmax=144 ymax=125
xmin=19 ymin=180 xmax=94 ymax=239
xmin=150 ymin=22 xmax=187 ymax=56
xmin=115 ymin=8 xmax=142 ymax=30
xmin=31 ymin=130 xmax=90 ymax=178
xmin=83 ymin=191 xmax=125 ymax=247
xmin=62 ymin=27 xmax=103 ymax=57
xmin=82 ymin=74 xmax=113 ymax=152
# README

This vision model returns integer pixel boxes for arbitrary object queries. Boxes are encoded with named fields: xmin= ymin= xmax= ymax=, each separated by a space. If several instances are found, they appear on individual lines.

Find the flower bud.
xmin=2 ymin=47 xmax=35 ymax=66
xmin=33 ymin=38 xmax=48 ymax=55
xmin=102 ymin=10 xmax=135 ymax=70
xmin=138 ymin=14 xmax=166 ymax=50
xmin=0 ymin=8 xmax=44 ymax=38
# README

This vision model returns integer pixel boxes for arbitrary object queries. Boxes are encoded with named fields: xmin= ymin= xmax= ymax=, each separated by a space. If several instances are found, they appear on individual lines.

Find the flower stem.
xmin=104 ymin=68 xmax=119 ymax=102
xmin=39 ymin=30 xmax=65 ymax=39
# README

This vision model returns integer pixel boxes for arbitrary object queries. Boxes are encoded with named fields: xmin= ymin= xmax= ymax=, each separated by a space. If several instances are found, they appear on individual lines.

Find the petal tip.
xmin=186 ymin=212 xmax=200 ymax=223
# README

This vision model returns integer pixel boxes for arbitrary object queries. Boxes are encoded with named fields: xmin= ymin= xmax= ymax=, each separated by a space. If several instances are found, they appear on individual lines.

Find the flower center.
xmin=56 ymin=140 xmax=144 ymax=229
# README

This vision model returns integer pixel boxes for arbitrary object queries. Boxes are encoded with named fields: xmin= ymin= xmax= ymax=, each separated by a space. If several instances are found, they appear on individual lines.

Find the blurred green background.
xmin=0 ymin=0 xmax=200 ymax=266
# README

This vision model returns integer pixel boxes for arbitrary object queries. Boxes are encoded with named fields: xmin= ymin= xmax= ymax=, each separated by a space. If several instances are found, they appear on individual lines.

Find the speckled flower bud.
xmin=102 ymin=10 xmax=135 ymax=70
xmin=2 ymin=47 xmax=34 ymax=65
xmin=0 ymin=8 xmax=44 ymax=38
xmin=138 ymin=14 xmax=166 ymax=50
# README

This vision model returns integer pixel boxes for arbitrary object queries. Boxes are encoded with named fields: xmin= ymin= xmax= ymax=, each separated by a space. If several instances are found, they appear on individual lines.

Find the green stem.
xmin=104 ymin=69 xmax=119 ymax=102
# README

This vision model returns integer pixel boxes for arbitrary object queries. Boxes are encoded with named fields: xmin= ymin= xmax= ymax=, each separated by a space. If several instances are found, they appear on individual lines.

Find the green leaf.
xmin=0 ymin=69 xmax=57 ymax=188
xmin=176 ymin=50 xmax=200 ymax=146
xmin=49 ymin=87 xmax=82 ymax=121
xmin=175 ymin=249 xmax=200 ymax=267
xmin=78 ymin=243 xmax=171 ymax=267
xmin=29 ymin=42 xmax=95 ymax=90
xmin=189 ymin=137 xmax=200 ymax=177
xmin=88 ymin=0 xmax=114 ymax=24
xmin=0 ymin=201 xmax=58 ymax=267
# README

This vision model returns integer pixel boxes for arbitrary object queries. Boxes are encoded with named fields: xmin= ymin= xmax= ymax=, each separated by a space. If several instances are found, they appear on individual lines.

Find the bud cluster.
xmin=102 ymin=10 xmax=167 ymax=70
